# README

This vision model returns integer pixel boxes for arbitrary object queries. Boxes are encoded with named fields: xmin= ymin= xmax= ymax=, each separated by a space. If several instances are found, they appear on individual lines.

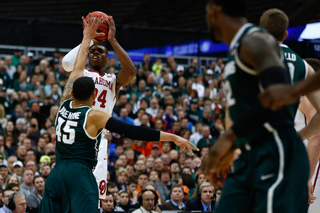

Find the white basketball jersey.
xmin=84 ymin=69 xmax=117 ymax=114
xmin=294 ymin=109 xmax=308 ymax=148
xmin=84 ymin=69 xmax=117 ymax=201
xmin=295 ymin=109 xmax=320 ymax=213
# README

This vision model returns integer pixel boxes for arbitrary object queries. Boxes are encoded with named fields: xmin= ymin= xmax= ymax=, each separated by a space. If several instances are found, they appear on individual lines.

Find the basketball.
xmin=83 ymin=11 xmax=109 ymax=41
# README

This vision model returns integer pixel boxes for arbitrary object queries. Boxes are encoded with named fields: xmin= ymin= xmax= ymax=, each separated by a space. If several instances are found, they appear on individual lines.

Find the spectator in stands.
xmin=161 ymin=154 xmax=171 ymax=168
xmin=160 ymin=184 xmax=186 ymax=211
xmin=127 ymin=177 xmax=138 ymax=205
xmin=118 ymin=190 xmax=132 ymax=212
xmin=152 ymin=157 xmax=163 ymax=172
xmin=107 ymin=182 xmax=120 ymax=204
xmin=109 ymin=145 xmax=124 ymax=166
xmin=162 ymin=105 xmax=177 ymax=131
xmin=100 ymin=192 xmax=125 ymax=213
xmin=0 ymin=189 xmax=14 ymax=212
xmin=210 ymin=61 xmax=222 ymax=78
xmin=200 ymin=107 xmax=214 ymax=128
xmin=115 ymin=168 xmax=128 ymax=191
xmin=132 ymin=189 xmax=158 ymax=213
xmin=191 ymin=74 xmax=204 ymax=98
xmin=197 ymin=126 xmax=215 ymax=150
xmin=39 ymin=164 xmax=51 ymax=180
xmin=169 ymin=150 xmax=178 ymax=162
xmin=185 ymin=182 xmax=215 ymax=211
xmin=26 ymin=74 xmax=45 ymax=103
xmin=135 ymin=160 xmax=146 ymax=174
xmin=26 ymin=176 xmax=44 ymax=211
xmin=186 ymin=99 xmax=201 ymax=125
xmin=6 ymin=156 xmax=17 ymax=175
xmin=146 ymin=99 xmax=159 ymax=118
xmin=12 ymin=161 xmax=23 ymax=182
xmin=140 ymin=113 xmax=150 ymax=127
xmin=20 ymin=169 xmax=34 ymax=198
xmin=156 ymin=168 xmax=175 ymax=203
xmin=149 ymin=170 xmax=159 ymax=185
xmin=113 ymin=95 xmax=128 ymax=116
xmin=142 ymin=54 xmax=152 ymax=72
xmin=170 ymin=161 xmax=181 ymax=184
xmin=0 ymin=164 xmax=8 ymax=190
xmin=118 ymin=108 xmax=134 ymax=125
xmin=191 ymin=157 xmax=202 ymax=173
xmin=136 ymin=172 xmax=149 ymax=194
xmin=145 ymin=157 xmax=154 ymax=173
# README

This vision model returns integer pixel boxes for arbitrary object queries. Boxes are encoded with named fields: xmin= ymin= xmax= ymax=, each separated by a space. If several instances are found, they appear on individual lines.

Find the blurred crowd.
xmin=0 ymin=49 xmax=226 ymax=212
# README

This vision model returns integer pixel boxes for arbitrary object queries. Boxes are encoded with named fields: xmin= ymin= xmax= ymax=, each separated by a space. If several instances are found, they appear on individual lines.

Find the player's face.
xmin=206 ymin=3 xmax=222 ymax=43
xmin=89 ymin=45 xmax=108 ymax=70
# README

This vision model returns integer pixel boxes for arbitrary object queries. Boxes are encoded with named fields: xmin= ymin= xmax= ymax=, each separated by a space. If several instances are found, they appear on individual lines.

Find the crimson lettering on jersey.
xmin=93 ymin=77 xmax=113 ymax=91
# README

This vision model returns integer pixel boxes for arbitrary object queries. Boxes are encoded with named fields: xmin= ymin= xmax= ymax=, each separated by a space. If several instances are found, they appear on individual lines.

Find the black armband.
xmin=259 ymin=66 xmax=290 ymax=89
xmin=231 ymin=66 xmax=289 ymax=137
xmin=105 ymin=117 xmax=160 ymax=141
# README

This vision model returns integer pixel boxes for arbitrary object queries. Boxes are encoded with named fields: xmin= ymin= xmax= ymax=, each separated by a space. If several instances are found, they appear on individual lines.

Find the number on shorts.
xmin=56 ymin=117 xmax=78 ymax=144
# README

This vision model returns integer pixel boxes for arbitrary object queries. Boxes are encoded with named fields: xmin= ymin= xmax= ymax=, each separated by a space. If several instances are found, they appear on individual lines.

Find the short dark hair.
xmin=260 ymin=9 xmax=289 ymax=41
xmin=171 ymin=184 xmax=184 ymax=193
xmin=159 ymin=167 xmax=172 ymax=179
xmin=33 ymin=175 xmax=44 ymax=184
xmin=89 ymin=43 xmax=108 ymax=54
xmin=208 ymin=0 xmax=246 ymax=17
xmin=305 ymin=58 xmax=320 ymax=73
xmin=107 ymin=182 xmax=117 ymax=190
xmin=72 ymin=77 xmax=95 ymax=101
xmin=127 ymin=177 xmax=138 ymax=185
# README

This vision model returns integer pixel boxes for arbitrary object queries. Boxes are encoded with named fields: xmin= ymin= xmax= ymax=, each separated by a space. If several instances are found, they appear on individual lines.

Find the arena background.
xmin=0 ymin=0 xmax=319 ymax=60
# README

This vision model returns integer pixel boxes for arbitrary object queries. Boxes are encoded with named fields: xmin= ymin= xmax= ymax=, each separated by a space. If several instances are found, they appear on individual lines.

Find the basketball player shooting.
xmin=62 ymin=12 xmax=137 ymax=200
xmin=39 ymin=15 xmax=198 ymax=213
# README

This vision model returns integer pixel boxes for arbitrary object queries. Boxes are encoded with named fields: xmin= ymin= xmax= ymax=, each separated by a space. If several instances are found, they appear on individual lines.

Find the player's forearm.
xmin=62 ymin=41 xmax=94 ymax=72
xmin=293 ymin=71 xmax=320 ymax=97
xmin=109 ymin=38 xmax=137 ymax=76
xmin=307 ymin=135 xmax=320 ymax=180
xmin=62 ymin=44 xmax=81 ymax=72
xmin=299 ymin=113 xmax=320 ymax=140
xmin=73 ymin=37 xmax=91 ymax=74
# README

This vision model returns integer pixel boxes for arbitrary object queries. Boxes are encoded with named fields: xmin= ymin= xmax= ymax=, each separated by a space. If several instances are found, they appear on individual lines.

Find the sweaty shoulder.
xmin=239 ymin=32 xmax=283 ymax=73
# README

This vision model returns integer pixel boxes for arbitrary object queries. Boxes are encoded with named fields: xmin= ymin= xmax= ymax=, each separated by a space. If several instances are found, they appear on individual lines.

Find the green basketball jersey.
xmin=280 ymin=43 xmax=308 ymax=113
xmin=224 ymin=24 xmax=296 ymax=144
xmin=281 ymin=43 xmax=308 ymax=84
xmin=55 ymin=100 xmax=101 ymax=168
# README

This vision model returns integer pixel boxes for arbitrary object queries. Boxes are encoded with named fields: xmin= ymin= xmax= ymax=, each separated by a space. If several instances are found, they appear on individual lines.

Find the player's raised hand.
xmin=105 ymin=15 xmax=116 ymax=41
xmin=172 ymin=136 xmax=199 ymax=156
xmin=82 ymin=13 xmax=105 ymax=40
xmin=259 ymin=84 xmax=299 ymax=111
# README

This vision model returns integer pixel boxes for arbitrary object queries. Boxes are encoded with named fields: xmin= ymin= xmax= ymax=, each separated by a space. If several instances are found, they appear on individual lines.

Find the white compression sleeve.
xmin=62 ymin=40 xmax=94 ymax=72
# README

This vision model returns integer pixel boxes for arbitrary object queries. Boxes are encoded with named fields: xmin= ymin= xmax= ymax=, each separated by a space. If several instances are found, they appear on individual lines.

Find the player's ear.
xmin=71 ymin=90 xmax=74 ymax=97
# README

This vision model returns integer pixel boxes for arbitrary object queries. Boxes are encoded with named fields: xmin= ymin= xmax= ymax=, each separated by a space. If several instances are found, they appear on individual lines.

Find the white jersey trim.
xmin=83 ymin=109 xmax=101 ymax=140
xmin=303 ymin=59 xmax=308 ymax=79
xmin=230 ymin=23 xmax=253 ymax=50
xmin=264 ymin=123 xmax=285 ymax=213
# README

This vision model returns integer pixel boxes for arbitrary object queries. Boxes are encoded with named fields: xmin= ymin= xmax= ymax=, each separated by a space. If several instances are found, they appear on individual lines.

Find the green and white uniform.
xmin=216 ymin=23 xmax=309 ymax=213
xmin=39 ymin=100 xmax=102 ymax=213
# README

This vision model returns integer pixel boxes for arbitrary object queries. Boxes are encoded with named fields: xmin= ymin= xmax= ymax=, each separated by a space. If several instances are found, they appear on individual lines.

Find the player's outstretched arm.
xmin=259 ymin=71 xmax=320 ymax=110
xmin=60 ymin=14 xmax=104 ymax=106
xmin=298 ymin=65 xmax=320 ymax=140
xmin=105 ymin=16 xmax=137 ymax=93
xmin=87 ymin=109 xmax=199 ymax=155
